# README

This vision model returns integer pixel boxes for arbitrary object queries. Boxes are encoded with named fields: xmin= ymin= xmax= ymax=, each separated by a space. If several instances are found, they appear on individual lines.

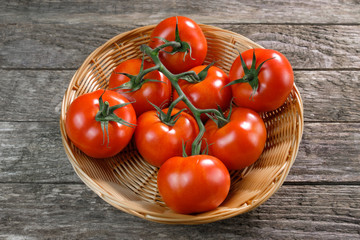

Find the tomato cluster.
xmin=65 ymin=16 xmax=294 ymax=215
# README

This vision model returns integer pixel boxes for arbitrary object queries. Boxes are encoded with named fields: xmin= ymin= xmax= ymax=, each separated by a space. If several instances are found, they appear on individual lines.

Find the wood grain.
xmin=1 ymin=0 xmax=359 ymax=25
xmin=297 ymin=70 xmax=360 ymax=122
xmin=0 ymin=184 xmax=359 ymax=239
xmin=1 ymin=121 xmax=359 ymax=183
xmin=0 ymin=121 xmax=80 ymax=183
xmin=0 ymin=70 xmax=358 ymax=122
xmin=1 ymin=0 xmax=359 ymax=237
xmin=1 ymin=24 xmax=359 ymax=69
xmin=0 ymin=70 xmax=70 ymax=122
xmin=286 ymin=123 xmax=360 ymax=183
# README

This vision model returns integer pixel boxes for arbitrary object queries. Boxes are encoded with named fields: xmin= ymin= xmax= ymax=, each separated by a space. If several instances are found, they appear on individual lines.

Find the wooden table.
xmin=1 ymin=1 xmax=359 ymax=239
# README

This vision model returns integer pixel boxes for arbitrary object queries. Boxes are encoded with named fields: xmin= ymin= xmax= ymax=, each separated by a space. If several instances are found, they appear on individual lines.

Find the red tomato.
xmin=203 ymin=107 xmax=266 ymax=170
xmin=134 ymin=108 xmax=199 ymax=167
xmin=108 ymin=59 xmax=172 ymax=116
xmin=229 ymin=48 xmax=294 ymax=112
xmin=173 ymin=65 xmax=232 ymax=121
xmin=65 ymin=90 xmax=136 ymax=158
xmin=157 ymin=155 xmax=230 ymax=214
xmin=149 ymin=16 xmax=207 ymax=74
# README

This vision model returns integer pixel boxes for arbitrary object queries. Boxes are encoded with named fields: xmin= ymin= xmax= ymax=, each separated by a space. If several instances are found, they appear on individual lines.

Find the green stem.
xmin=135 ymin=65 xmax=159 ymax=84
xmin=165 ymin=95 xmax=184 ymax=122
xmin=191 ymin=111 xmax=205 ymax=155
xmin=153 ymin=41 xmax=182 ymax=53
xmin=198 ymin=108 xmax=221 ymax=115
xmin=102 ymin=101 xmax=110 ymax=116
xmin=174 ymin=71 xmax=200 ymax=82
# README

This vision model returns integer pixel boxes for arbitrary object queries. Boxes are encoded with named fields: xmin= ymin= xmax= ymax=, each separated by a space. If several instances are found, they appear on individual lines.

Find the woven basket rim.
xmin=59 ymin=23 xmax=304 ymax=224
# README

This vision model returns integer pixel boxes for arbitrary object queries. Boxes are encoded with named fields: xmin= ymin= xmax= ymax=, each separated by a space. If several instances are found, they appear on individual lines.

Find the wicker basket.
xmin=60 ymin=24 xmax=304 ymax=224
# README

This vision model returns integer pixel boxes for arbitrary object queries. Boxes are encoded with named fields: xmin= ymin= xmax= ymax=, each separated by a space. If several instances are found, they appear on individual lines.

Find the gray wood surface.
xmin=1 ymin=0 xmax=359 ymax=239
xmin=1 ymin=184 xmax=359 ymax=239
xmin=2 ymin=24 xmax=359 ymax=69
xmin=2 ymin=0 xmax=359 ymax=24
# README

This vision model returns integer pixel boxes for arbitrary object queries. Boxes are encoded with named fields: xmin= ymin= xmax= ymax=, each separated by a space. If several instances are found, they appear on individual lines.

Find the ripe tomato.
xmin=203 ymin=107 xmax=266 ymax=170
xmin=108 ymin=58 xmax=172 ymax=116
xmin=149 ymin=16 xmax=207 ymax=74
xmin=172 ymin=64 xmax=232 ymax=121
xmin=157 ymin=155 xmax=230 ymax=214
xmin=229 ymin=48 xmax=294 ymax=112
xmin=134 ymin=108 xmax=199 ymax=167
xmin=65 ymin=90 xmax=136 ymax=158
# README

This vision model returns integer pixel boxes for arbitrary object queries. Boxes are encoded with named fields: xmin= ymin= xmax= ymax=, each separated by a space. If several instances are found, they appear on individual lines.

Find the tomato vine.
xmin=138 ymin=43 xmax=225 ymax=156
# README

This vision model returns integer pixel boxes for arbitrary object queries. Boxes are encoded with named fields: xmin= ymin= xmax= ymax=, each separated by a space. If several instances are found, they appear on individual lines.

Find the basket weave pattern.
xmin=60 ymin=24 xmax=304 ymax=224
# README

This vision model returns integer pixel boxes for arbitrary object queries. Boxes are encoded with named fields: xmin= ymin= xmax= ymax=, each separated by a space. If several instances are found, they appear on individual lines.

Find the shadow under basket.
xmin=59 ymin=24 xmax=304 ymax=224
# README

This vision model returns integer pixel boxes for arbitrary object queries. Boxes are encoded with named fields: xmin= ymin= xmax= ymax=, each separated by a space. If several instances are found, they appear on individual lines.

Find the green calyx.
xmin=111 ymin=55 xmax=165 ymax=93
xmin=197 ymin=61 xmax=215 ymax=81
xmin=179 ymin=61 xmax=215 ymax=84
xmin=206 ymin=103 xmax=233 ymax=129
xmin=225 ymin=49 xmax=274 ymax=98
xmin=200 ymin=139 xmax=211 ymax=155
xmin=147 ymin=100 xmax=185 ymax=127
xmin=154 ymin=17 xmax=194 ymax=61
xmin=181 ymin=138 xmax=210 ymax=158
xmin=95 ymin=91 xmax=136 ymax=146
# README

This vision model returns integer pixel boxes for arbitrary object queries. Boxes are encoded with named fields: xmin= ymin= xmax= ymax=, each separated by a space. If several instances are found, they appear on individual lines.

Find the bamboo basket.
xmin=60 ymin=24 xmax=304 ymax=224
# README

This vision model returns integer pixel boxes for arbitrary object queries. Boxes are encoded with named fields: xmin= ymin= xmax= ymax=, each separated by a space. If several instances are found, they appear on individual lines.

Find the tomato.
xmin=108 ymin=58 xmax=172 ymax=116
xmin=65 ymin=90 xmax=136 ymax=158
xmin=173 ymin=64 xmax=232 ymax=121
xmin=157 ymin=155 xmax=230 ymax=214
xmin=149 ymin=16 xmax=207 ymax=74
xmin=229 ymin=48 xmax=294 ymax=112
xmin=134 ymin=108 xmax=199 ymax=167
xmin=203 ymin=107 xmax=266 ymax=170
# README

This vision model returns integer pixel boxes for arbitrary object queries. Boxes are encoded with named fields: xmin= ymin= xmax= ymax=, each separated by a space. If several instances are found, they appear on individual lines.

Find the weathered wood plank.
xmin=286 ymin=122 xmax=360 ymax=182
xmin=0 ymin=184 xmax=359 ymax=239
xmin=297 ymin=70 xmax=360 ymax=122
xmin=0 ymin=121 xmax=80 ymax=183
xmin=0 ymin=70 xmax=359 ymax=122
xmin=1 ymin=24 xmax=359 ymax=69
xmin=1 ymin=0 xmax=359 ymax=25
xmin=0 ymin=122 xmax=359 ymax=183
xmin=0 ymin=23 xmax=123 ymax=70
xmin=0 ymin=70 xmax=70 ymax=122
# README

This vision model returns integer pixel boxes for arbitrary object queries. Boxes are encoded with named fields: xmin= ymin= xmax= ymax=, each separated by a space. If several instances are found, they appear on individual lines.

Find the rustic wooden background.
xmin=1 ymin=0 xmax=359 ymax=239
